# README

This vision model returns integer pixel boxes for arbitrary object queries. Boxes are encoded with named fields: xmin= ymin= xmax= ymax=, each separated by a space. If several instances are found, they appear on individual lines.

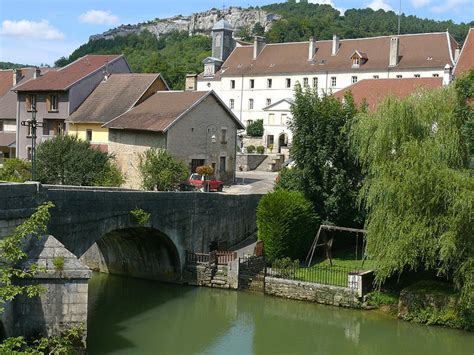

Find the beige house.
xmin=104 ymin=90 xmax=245 ymax=189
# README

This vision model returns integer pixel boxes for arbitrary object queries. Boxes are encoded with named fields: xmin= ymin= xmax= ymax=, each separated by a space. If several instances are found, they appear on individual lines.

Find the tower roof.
xmin=212 ymin=19 xmax=233 ymax=31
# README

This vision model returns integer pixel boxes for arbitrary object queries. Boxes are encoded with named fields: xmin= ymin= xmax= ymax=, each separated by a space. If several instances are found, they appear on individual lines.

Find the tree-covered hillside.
xmin=55 ymin=1 xmax=472 ymax=89
xmin=0 ymin=62 xmax=33 ymax=70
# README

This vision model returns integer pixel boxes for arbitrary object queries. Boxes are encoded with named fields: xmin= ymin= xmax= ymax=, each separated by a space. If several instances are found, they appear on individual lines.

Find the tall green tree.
xmin=284 ymin=85 xmax=363 ymax=227
xmin=138 ymin=148 xmax=188 ymax=191
xmin=35 ymin=135 xmax=123 ymax=186
xmin=350 ymin=84 xmax=474 ymax=309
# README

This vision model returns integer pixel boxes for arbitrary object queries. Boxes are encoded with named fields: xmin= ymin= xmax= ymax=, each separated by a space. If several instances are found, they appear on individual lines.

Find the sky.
xmin=0 ymin=0 xmax=472 ymax=66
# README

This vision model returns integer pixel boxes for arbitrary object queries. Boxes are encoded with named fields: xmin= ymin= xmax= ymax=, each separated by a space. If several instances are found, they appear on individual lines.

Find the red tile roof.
xmin=14 ymin=55 xmax=123 ymax=92
xmin=454 ymin=28 xmax=474 ymax=77
xmin=203 ymin=32 xmax=456 ymax=78
xmin=334 ymin=77 xmax=443 ymax=110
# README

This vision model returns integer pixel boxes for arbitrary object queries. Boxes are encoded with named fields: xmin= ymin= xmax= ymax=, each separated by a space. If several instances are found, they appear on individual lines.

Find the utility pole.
xmin=398 ymin=0 xmax=402 ymax=35
xmin=21 ymin=105 xmax=44 ymax=181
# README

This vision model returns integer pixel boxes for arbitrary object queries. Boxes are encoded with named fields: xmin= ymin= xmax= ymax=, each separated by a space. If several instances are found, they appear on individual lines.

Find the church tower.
xmin=211 ymin=19 xmax=234 ymax=62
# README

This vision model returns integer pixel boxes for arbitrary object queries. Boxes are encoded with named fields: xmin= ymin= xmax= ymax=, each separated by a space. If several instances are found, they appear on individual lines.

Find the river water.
xmin=87 ymin=273 xmax=474 ymax=355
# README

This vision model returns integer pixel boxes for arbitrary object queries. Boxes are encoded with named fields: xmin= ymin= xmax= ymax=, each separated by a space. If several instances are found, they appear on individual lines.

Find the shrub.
xmin=196 ymin=165 xmax=214 ymax=176
xmin=35 ymin=135 xmax=123 ymax=186
xmin=267 ymin=144 xmax=274 ymax=153
xmin=257 ymin=190 xmax=319 ymax=263
xmin=138 ymin=148 xmax=188 ymax=191
xmin=246 ymin=145 xmax=256 ymax=154
xmin=52 ymin=256 xmax=65 ymax=271
xmin=0 ymin=158 xmax=31 ymax=182
xmin=256 ymin=145 xmax=265 ymax=154
xmin=94 ymin=161 xmax=124 ymax=187
xmin=246 ymin=119 xmax=264 ymax=137
xmin=130 ymin=208 xmax=151 ymax=226
xmin=274 ymin=167 xmax=303 ymax=191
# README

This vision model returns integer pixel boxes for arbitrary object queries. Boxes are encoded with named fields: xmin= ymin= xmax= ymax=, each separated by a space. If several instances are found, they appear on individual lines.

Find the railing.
xmin=186 ymin=250 xmax=237 ymax=266
xmin=266 ymin=264 xmax=361 ymax=288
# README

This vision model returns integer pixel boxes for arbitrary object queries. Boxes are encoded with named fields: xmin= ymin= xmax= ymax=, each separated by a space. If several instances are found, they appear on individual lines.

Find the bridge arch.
xmin=81 ymin=227 xmax=181 ymax=282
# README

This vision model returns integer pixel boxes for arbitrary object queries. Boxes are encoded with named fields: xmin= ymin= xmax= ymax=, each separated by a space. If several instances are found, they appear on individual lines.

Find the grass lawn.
xmin=309 ymin=249 xmax=376 ymax=271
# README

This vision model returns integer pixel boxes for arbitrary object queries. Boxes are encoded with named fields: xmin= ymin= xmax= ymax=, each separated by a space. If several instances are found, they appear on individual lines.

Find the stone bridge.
xmin=0 ymin=182 xmax=262 ymax=280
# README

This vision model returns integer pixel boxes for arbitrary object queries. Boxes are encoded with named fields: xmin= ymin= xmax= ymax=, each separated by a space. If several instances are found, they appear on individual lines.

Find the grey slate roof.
xmin=68 ymin=73 xmax=163 ymax=124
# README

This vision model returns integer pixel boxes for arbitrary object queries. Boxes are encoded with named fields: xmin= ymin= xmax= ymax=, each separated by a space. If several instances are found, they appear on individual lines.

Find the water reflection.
xmin=87 ymin=273 xmax=474 ymax=355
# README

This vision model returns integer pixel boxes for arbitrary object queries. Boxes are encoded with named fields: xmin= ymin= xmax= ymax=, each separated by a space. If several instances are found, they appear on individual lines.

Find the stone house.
xmin=13 ymin=54 xmax=130 ymax=159
xmin=0 ymin=67 xmax=51 ymax=159
xmin=197 ymin=20 xmax=460 ymax=152
xmin=67 ymin=73 xmax=168 ymax=152
xmin=104 ymin=90 xmax=245 ymax=189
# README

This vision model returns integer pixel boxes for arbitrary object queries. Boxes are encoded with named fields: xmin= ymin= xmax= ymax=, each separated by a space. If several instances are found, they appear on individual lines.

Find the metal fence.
xmin=186 ymin=250 xmax=237 ymax=266
xmin=266 ymin=264 xmax=361 ymax=288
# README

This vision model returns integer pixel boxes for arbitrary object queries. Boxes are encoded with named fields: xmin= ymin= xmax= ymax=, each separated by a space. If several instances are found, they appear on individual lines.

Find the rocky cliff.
xmin=89 ymin=7 xmax=280 ymax=41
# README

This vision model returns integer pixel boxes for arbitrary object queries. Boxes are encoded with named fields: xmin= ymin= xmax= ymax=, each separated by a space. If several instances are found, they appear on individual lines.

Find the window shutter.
xmin=46 ymin=95 xmax=51 ymax=111
xmin=25 ymin=95 xmax=31 ymax=110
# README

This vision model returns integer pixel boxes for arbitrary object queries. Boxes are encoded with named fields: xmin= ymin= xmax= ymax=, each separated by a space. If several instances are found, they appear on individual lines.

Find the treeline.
xmin=54 ymin=1 xmax=472 ymax=89
xmin=0 ymin=61 xmax=33 ymax=70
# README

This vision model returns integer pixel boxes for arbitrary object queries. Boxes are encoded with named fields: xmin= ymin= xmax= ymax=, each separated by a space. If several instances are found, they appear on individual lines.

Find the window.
xmin=47 ymin=94 xmax=58 ymax=112
xmin=312 ymin=77 xmax=318 ymax=88
xmin=26 ymin=94 xmax=36 ymax=111
xmin=0 ymin=121 xmax=3 ymax=132
xmin=414 ymin=74 xmax=420 ymax=78
xmin=268 ymin=113 xmax=275 ymax=125
xmin=352 ymin=57 xmax=360 ymax=66
xmin=351 ymin=76 xmax=358 ymax=84
xmin=230 ymin=80 xmax=235 ymax=89
xmin=396 ymin=75 xmax=403 ymax=79
xmin=246 ymin=120 xmax=253 ymax=127
xmin=248 ymin=98 xmax=254 ymax=110
xmin=267 ymin=135 xmax=274 ymax=146
xmin=219 ymin=156 xmax=226 ymax=173
xmin=285 ymin=78 xmax=291 ymax=88
xmin=221 ymin=127 xmax=227 ymax=144
xmin=373 ymin=75 xmax=379 ymax=79
xmin=229 ymin=99 xmax=234 ymax=109
xmin=250 ymin=79 xmax=255 ymax=89
xmin=267 ymin=78 xmax=272 ymax=88
xmin=281 ymin=113 xmax=288 ymax=125
xmin=86 ymin=129 xmax=92 ymax=142
xmin=303 ymin=77 xmax=309 ymax=87
xmin=331 ymin=77 xmax=337 ymax=87
xmin=433 ymin=73 xmax=439 ymax=77
xmin=266 ymin=98 xmax=271 ymax=107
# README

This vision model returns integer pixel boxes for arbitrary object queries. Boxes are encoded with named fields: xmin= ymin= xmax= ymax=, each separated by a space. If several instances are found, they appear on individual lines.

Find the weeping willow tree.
xmin=351 ymin=82 xmax=473 ymax=309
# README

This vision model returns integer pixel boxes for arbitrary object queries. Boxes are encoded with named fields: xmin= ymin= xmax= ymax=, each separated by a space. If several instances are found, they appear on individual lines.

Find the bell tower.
xmin=211 ymin=19 xmax=234 ymax=62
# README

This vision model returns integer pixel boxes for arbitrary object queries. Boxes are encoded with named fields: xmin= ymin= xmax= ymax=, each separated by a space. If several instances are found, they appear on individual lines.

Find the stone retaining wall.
xmin=265 ymin=277 xmax=362 ymax=308
xmin=236 ymin=154 xmax=267 ymax=171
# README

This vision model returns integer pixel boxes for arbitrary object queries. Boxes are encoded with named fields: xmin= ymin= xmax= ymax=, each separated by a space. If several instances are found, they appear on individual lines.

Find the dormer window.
xmin=204 ymin=63 xmax=215 ymax=77
xmin=350 ymin=51 xmax=367 ymax=68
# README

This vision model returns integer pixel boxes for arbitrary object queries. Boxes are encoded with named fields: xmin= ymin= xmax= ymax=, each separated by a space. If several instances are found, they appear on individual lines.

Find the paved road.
xmin=224 ymin=171 xmax=278 ymax=195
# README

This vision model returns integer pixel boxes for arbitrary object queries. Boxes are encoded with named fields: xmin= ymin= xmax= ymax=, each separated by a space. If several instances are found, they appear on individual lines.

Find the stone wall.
xmin=236 ymin=153 xmax=267 ymax=171
xmin=238 ymin=256 xmax=266 ymax=292
xmin=265 ymin=277 xmax=362 ymax=308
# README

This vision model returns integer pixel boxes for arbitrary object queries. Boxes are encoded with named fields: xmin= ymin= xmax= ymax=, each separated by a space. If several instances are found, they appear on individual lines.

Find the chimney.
xmin=12 ymin=69 xmax=22 ymax=86
xmin=253 ymin=36 xmax=266 ymax=60
xmin=443 ymin=64 xmax=452 ymax=86
xmin=389 ymin=37 xmax=400 ymax=66
xmin=454 ymin=45 xmax=461 ymax=63
xmin=332 ymin=35 xmax=340 ymax=56
xmin=185 ymin=73 xmax=198 ymax=91
xmin=33 ymin=67 xmax=41 ymax=79
xmin=308 ymin=36 xmax=316 ymax=61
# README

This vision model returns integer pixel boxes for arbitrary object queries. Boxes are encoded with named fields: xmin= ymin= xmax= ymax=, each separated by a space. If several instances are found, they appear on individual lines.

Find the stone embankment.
xmin=90 ymin=7 xmax=281 ymax=41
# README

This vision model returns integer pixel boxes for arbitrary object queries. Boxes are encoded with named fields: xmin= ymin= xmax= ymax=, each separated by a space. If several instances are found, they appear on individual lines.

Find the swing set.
xmin=305 ymin=225 xmax=367 ymax=268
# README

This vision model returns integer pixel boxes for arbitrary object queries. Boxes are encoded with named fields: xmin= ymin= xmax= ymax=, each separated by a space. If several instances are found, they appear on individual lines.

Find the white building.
xmin=196 ymin=20 xmax=459 ymax=154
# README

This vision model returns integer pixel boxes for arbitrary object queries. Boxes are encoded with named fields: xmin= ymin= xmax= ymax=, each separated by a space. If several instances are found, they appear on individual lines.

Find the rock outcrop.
xmin=89 ymin=7 xmax=280 ymax=41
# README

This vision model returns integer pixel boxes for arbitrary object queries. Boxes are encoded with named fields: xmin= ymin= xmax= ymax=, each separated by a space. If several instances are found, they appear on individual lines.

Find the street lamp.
xmin=20 ymin=104 xmax=43 ymax=181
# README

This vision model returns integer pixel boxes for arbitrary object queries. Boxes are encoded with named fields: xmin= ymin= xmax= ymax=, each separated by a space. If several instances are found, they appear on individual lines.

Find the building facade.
xmin=197 ymin=21 xmax=459 ymax=153
xmin=104 ymin=90 xmax=245 ymax=189
xmin=14 ymin=55 xmax=130 ymax=159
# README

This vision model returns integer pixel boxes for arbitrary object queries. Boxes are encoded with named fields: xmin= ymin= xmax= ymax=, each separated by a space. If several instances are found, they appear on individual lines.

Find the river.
xmin=87 ymin=273 xmax=474 ymax=355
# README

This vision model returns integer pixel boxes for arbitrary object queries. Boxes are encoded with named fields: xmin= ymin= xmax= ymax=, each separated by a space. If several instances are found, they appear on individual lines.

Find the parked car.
xmin=187 ymin=173 xmax=224 ymax=192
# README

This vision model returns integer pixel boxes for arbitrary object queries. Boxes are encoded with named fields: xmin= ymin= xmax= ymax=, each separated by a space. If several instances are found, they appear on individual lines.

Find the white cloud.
xmin=368 ymin=0 xmax=393 ymax=11
xmin=411 ymin=0 xmax=431 ymax=8
xmin=431 ymin=0 xmax=468 ymax=13
xmin=0 ymin=19 xmax=64 ymax=40
xmin=79 ymin=10 xmax=119 ymax=25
